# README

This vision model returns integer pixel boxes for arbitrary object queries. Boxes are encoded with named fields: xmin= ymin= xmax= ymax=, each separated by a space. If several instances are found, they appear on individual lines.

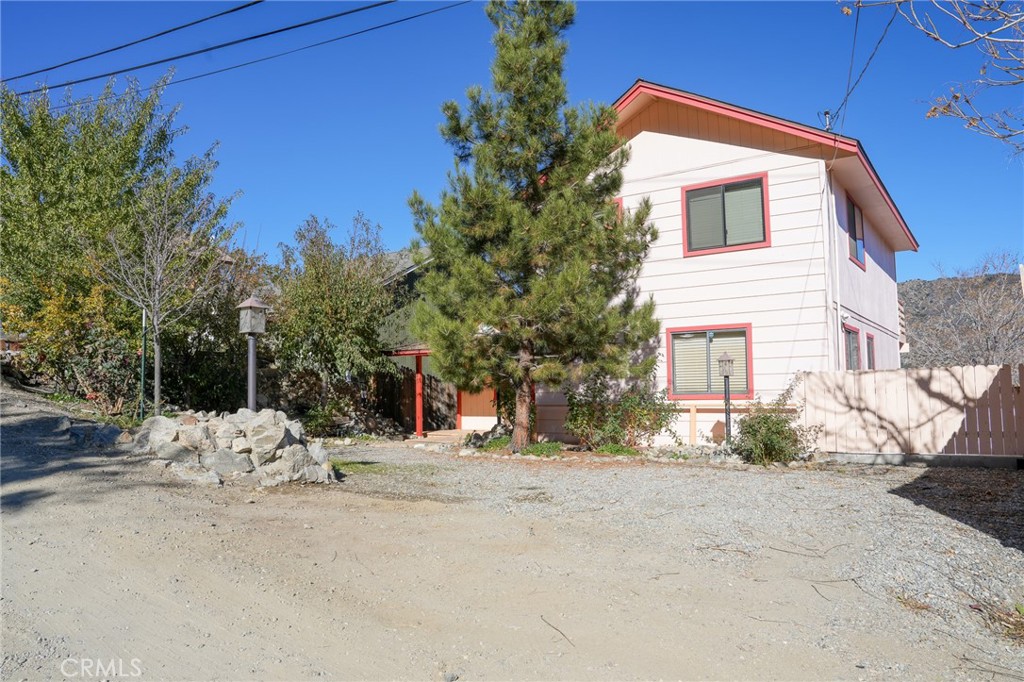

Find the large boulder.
xmin=246 ymin=416 xmax=290 ymax=467
xmin=170 ymin=462 xmax=222 ymax=486
xmin=177 ymin=425 xmax=217 ymax=453
xmin=155 ymin=441 xmax=196 ymax=464
xmin=224 ymin=408 xmax=257 ymax=428
xmin=200 ymin=449 xmax=254 ymax=476
xmin=285 ymin=419 xmax=305 ymax=444
xmin=307 ymin=440 xmax=329 ymax=465
xmin=258 ymin=443 xmax=315 ymax=478
xmin=141 ymin=416 xmax=179 ymax=448
xmin=213 ymin=422 xmax=242 ymax=449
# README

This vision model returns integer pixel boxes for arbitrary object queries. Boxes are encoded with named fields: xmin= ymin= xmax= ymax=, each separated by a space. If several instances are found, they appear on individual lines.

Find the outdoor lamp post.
xmin=237 ymin=296 xmax=270 ymax=411
xmin=718 ymin=351 xmax=734 ymax=443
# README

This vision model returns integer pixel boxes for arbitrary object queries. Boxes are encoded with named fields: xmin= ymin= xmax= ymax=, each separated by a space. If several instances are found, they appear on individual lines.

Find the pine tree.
xmin=409 ymin=0 xmax=659 ymax=451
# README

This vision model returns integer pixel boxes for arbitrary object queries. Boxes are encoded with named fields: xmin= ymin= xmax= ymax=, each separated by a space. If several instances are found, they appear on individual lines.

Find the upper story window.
xmin=681 ymin=173 xmax=771 ymax=257
xmin=667 ymin=324 xmax=753 ymax=400
xmin=847 ymin=197 xmax=865 ymax=269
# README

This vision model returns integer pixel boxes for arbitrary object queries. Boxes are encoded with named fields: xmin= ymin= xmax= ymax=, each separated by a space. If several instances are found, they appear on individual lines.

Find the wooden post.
xmin=689 ymin=405 xmax=697 ymax=445
xmin=415 ymin=355 xmax=424 ymax=438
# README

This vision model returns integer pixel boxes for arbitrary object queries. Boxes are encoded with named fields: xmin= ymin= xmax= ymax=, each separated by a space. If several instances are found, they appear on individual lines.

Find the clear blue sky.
xmin=2 ymin=1 xmax=1021 ymax=282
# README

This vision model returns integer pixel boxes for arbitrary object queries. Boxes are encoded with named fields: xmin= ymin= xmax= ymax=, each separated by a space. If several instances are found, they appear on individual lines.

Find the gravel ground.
xmin=3 ymin=383 xmax=1023 ymax=681
xmin=330 ymin=442 xmax=1024 ymax=676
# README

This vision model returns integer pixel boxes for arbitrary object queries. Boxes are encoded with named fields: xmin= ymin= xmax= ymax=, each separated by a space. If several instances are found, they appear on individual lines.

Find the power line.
xmin=837 ymin=3 xmax=862 ymax=134
xmin=15 ymin=0 xmax=397 ymax=97
xmin=833 ymin=5 xmax=899 ymax=126
xmin=171 ymin=1 xmax=472 ymax=87
xmin=46 ymin=1 xmax=472 ymax=111
xmin=3 ymin=1 xmax=266 ymax=83
xmin=826 ymin=4 xmax=897 ymax=170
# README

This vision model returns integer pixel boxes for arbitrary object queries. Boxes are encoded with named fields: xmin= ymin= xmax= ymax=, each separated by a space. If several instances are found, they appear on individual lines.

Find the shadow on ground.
xmin=1 ymin=411 xmax=168 ymax=513
xmin=889 ymin=467 xmax=1024 ymax=553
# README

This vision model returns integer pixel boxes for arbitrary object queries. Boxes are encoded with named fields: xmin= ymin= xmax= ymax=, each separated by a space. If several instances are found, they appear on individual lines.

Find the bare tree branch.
xmin=91 ymin=165 xmax=236 ymax=412
xmin=857 ymin=0 xmax=1024 ymax=154
xmin=902 ymin=250 xmax=1024 ymax=368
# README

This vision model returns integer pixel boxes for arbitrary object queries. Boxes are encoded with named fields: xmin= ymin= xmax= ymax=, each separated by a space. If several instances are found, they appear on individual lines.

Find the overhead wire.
xmin=825 ymin=4 xmax=898 ymax=171
xmin=170 ymin=1 xmax=472 ymax=88
xmin=833 ymin=5 xmax=900 ymax=128
xmin=44 ymin=1 xmax=472 ymax=111
xmin=3 ymin=0 xmax=266 ymax=82
xmin=14 ymin=0 xmax=397 ymax=97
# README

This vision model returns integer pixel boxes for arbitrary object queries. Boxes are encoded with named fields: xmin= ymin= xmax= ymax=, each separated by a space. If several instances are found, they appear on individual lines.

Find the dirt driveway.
xmin=2 ymin=386 xmax=1022 ymax=681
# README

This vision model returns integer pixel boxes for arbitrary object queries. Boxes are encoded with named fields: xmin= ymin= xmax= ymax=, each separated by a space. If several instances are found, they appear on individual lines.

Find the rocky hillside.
xmin=898 ymin=273 xmax=1023 ymax=368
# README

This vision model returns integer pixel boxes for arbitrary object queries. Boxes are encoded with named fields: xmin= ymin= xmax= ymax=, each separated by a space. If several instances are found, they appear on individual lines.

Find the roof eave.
xmin=613 ymin=80 xmax=919 ymax=253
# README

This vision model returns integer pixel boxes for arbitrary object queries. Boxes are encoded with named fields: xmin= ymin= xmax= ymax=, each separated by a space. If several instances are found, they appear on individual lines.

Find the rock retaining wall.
xmin=134 ymin=409 xmax=332 ymax=487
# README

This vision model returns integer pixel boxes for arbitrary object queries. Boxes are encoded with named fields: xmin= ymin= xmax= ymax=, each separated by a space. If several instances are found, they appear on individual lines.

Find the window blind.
xmin=709 ymin=330 xmax=748 ymax=394
xmin=671 ymin=332 xmax=708 ymax=394
xmin=687 ymin=187 xmax=723 ymax=251
xmin=724 ymin=182 xmax=764 ymax=246
xmin=671 ymin=328 xmax=749 ymax=394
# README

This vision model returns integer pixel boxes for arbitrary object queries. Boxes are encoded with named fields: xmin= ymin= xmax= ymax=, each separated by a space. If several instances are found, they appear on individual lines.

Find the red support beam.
xmin=456 ymin=389 xmax=462 ymax=430
xmin=415 ymin=355 xmax=424 ymax=438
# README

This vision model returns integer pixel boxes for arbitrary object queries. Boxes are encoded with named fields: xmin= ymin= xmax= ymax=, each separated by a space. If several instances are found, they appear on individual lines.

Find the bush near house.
xmin=564 ymin=372 xmax=676 ymax=449
xmin=733 ymin=379 xmax=819 ymax=466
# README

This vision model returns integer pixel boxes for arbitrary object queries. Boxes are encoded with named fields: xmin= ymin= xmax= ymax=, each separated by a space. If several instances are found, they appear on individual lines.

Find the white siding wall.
xmin=536 ymin=131 xmax=835 ymax=444
xmin=534 ymin=132 xmax=906 ymax=444
xmin=831 ymin=182 xmax=901 ymax=369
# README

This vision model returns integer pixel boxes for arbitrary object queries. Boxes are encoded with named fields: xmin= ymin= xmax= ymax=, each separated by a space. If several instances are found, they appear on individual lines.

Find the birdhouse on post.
xmin=237 ymin=297 xmax=270 ymax=411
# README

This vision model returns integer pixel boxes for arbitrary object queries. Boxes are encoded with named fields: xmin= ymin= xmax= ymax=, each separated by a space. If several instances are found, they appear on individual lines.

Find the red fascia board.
xmin=614 ymin=80 xmax=919 ymax=252
xmin=665 ymin=323 xmax=754 ymax=401
xmin=614 ymin=80 xmax=859 ymax=153
xmin=853 ymin=142 xmax=919 ymax=251
xmin=388 ymin=349 xmax=431 ymax=357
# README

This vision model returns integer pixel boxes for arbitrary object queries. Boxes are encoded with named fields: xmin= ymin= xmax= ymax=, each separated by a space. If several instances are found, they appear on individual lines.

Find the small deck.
xmin=404 ymin=429 xmax=472 ymax=444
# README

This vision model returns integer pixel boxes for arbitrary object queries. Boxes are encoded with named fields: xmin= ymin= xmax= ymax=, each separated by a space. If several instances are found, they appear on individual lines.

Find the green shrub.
xmin=480 ymin=435 xmax=511 ymax=451
xmin=302 ymin=398 xmax=352 ymax=437
xmin=596 ymin=443 xmax=640 ymax=456
xmin=67 ymin=325 xmax=140 ymax=416
xmin=564 ymin=372 xmax=676 ymax=449
xmin=521 ymin=441 xmax=561 ymax=457
xmin=733 ymin=378 xmax=820 ymax=466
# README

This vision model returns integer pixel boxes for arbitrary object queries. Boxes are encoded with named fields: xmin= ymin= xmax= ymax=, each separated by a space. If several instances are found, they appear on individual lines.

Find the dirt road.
xmin=2 ymin=386 xmax=1022 ymax=680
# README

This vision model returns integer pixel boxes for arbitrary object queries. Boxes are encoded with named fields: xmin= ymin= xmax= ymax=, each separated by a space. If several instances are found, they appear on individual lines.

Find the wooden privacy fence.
xmin=799 ymin=364 xmax=1023 ymax=456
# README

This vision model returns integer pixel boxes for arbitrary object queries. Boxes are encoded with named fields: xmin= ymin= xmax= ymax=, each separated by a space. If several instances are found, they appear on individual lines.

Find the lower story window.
xmin=668 ymin=325 xmax=751 ymax=398
xmin=866 ymin=334 xmax=876 ymax=370
xmin=844 ymin=324 xmax=861 ymax=370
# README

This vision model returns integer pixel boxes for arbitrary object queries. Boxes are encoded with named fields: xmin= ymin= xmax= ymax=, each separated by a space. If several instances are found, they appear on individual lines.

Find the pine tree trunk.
xmin=153 ymin=334 xmax=162 ymax=415
xmin=511 ymin=344 xmax=535 ymax=451
xmin=511 ymin=373 xmax=533 ymax=452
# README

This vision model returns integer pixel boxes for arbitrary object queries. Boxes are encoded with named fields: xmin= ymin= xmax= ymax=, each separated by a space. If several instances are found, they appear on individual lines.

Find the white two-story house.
xmin=536 ymin=80 xmax=919 ymax=443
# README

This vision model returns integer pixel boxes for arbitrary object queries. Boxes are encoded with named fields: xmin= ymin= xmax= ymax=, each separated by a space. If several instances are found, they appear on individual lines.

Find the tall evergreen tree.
xmin=409 ymin=0 xmax=659 ymax=451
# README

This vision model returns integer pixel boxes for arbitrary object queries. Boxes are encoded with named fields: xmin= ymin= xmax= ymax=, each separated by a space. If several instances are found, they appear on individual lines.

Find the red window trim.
xmin=614 ymin=197 xmax=623 ymax=217
xmin=847 ymin=196 xmax=866 ymax=270
xmin=842 ymin=322 xmax=861 ymax=370
xmin=865 ymin=332 xmax=876 ymax=370
xmin=680 ymin=172 xmax=772 ymax=258
xmin=666 ymin=323 xmax=754 ymax=401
